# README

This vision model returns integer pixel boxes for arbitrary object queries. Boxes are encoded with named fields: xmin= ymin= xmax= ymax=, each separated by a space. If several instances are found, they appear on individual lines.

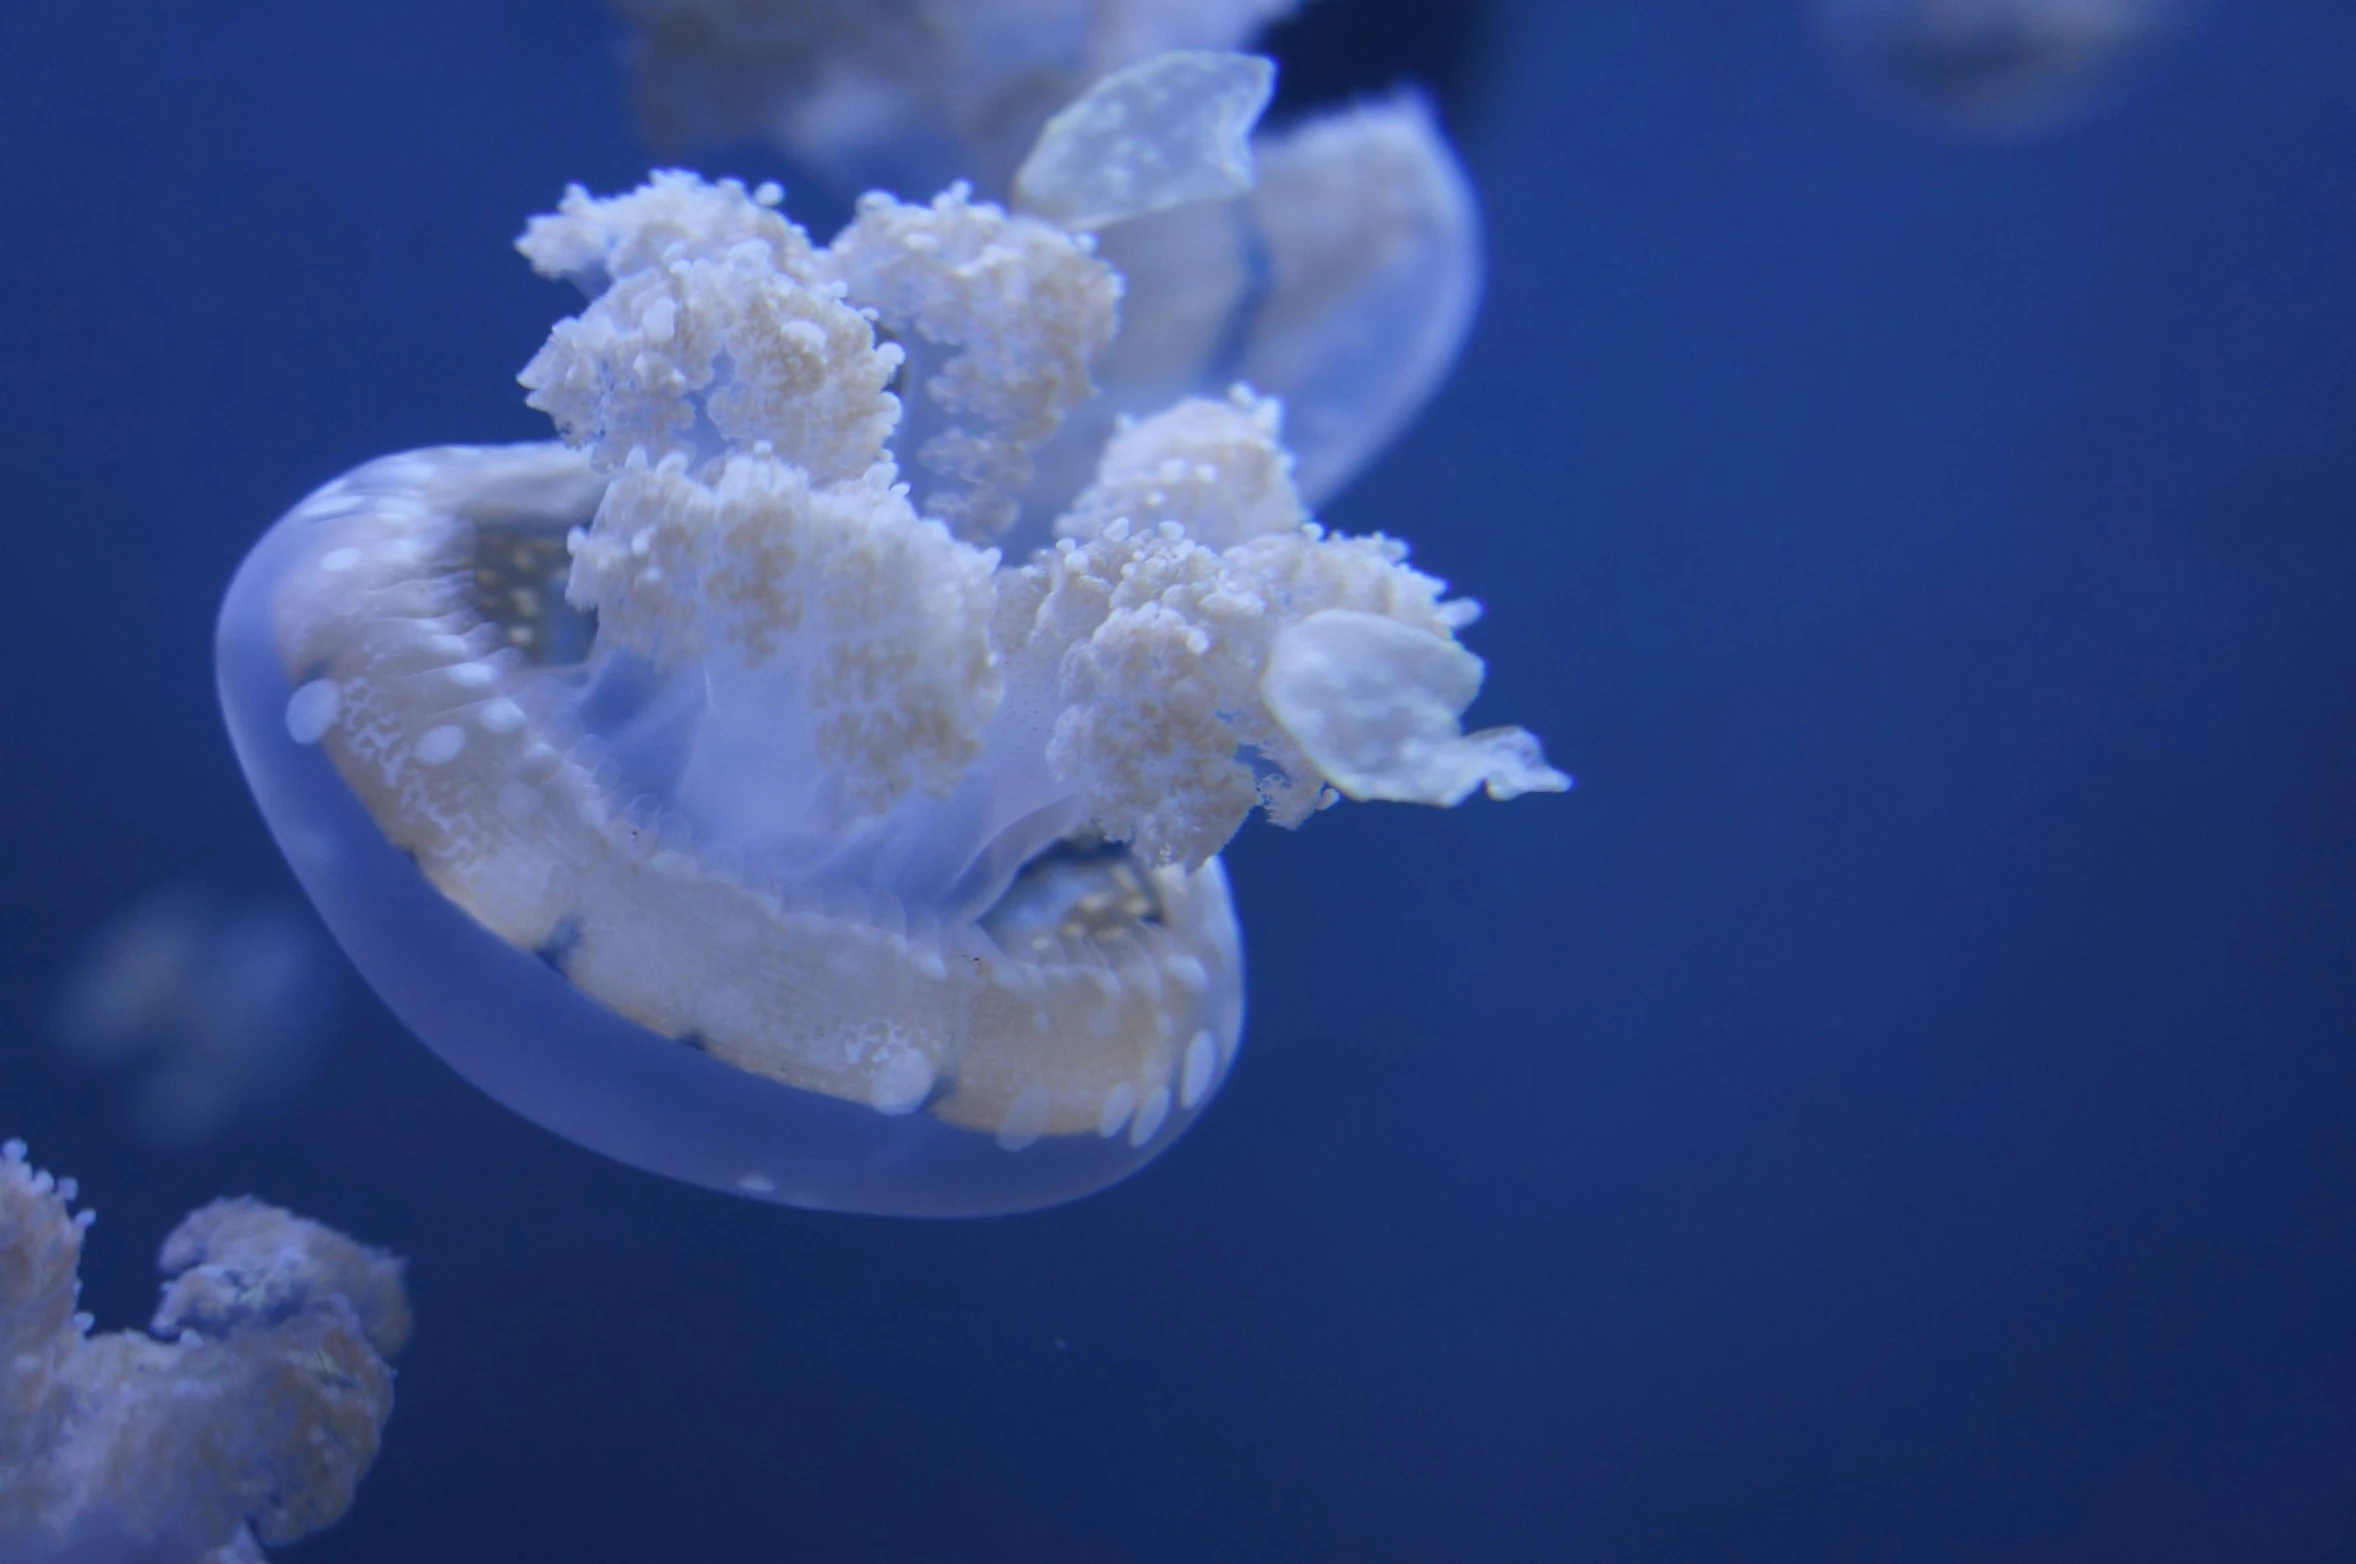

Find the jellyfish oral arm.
xmin=0 ymin=1140 xmax=408 ymax=1562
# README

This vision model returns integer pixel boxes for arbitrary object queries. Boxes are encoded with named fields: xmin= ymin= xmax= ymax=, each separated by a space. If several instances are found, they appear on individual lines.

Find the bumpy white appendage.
xmin=821 ymin=185 xmax=1120 ymax=539
xmin=0 ymin=1140 xmax=409 ymax=1563
xmin=1056 ymin=387 xmax=1305 ymax=549
xmin=572 ymin=449 xmax=1003 ymax=818
xmin=612 ymin=0 xmax=1303 ymax=200
xmin=0 ymin=1143 xmax=79 ymax=1480
xmin=516 ymin=169 xmax=816 ymax=292
xmin=519 ymin=193 xmax=900 ymax=482
xmin=995 ymin=406 xmax=1562 ymax=864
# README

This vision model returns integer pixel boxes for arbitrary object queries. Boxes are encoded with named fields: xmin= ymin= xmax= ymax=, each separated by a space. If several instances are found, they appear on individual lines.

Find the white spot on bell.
xmin=318 ymin=547 xmax=363 ymax=573
xmin=869 ymin=1048 xmax=935 ymax=1116
xmin=284 ymin=680 xmax=341 ymax=745
xmin=1179 ymin=1030 xmax=1218 ymax=1109
xmin=448 ymin=661 xmax=496 ymax=689
xmin=1097 ymin=1082 xmax=1137 ymax=1138
xmin=478 ymin=698 xmax=526 ymax=734
xmin=414 ymin=725 xmax=466 ymax=765
xmin=1128 ymin=1085 xmax=1171 ymax=1147
xmin=997 ymin=1086 xmax=1053 ymax=1151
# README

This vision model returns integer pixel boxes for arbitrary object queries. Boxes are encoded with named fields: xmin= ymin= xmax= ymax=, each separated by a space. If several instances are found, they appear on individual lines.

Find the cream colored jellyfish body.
xmin=218 ymin=59 xmax=1564 ymax=1216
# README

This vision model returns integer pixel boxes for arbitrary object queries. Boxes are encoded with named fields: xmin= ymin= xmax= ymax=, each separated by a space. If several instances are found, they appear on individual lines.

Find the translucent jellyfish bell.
xmin=1011 ymin=56 xmax=1488 ymax=518
xmin=219 ymin=447 xmax=1247 ymax=1216
xmin=218 ymin=85 xmax=1564 ymax=1218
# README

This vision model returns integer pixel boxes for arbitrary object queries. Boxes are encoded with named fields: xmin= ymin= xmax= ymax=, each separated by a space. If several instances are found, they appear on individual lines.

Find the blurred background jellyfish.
xmin=216 ymin=55 xmax=1566 ymax=1218
xmin=614 ymin=0 xmax=1307 ymax=199
xmin=1812 ymin=0 xmax=2204 ymax=136
xmin=0 ymin=1139 xmax=410 ymax=1564
xmin=609 ymin=0 xmax=1483 ymax=513
xmin=50 ymin=885 xmax=343 ymax=1148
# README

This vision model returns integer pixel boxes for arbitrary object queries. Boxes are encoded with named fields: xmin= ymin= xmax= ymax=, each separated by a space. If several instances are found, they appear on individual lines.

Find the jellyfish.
xmin=0 ymin=1139 xmax=410 ymax=1564
xmin=613 ymin=0 xmax=1307 ymax=200
xmin=217 ymin=57 xmax=1566 ymax=1217
xmin=1812 ymin=0 xmax=2202 ymax=137
xmin=50 ymin=884 xmax=342 ymax=1147
xmin=612 ymin=4 xmax=1484 ymax=513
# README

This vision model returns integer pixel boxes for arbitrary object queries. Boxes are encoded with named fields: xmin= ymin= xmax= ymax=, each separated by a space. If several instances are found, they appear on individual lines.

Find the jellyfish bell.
xmin=217 ymin=63 xmax=1564 ymax=1218
xmin=1813 ymin=0 xmax=2201 ymax=138
xmin=218 ymin=446 xmax=1249 ymax=1216
xmin=51 ymin=883 xmax=341 ymax=1147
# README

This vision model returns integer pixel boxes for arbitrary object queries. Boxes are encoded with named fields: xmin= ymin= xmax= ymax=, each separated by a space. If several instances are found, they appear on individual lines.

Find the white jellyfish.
xmin=1813 ymin=0 xmax=2203 ymax=136
xmin=611 ymin=10 xmax=1484 ymax=514
xmin=51 ymin=884 xmax=342 ymax=1147
xmin=216 ymin=57 xmax=1565 ymax=1218
xmin=0 ymin=1139 xmax=410 ymax=1564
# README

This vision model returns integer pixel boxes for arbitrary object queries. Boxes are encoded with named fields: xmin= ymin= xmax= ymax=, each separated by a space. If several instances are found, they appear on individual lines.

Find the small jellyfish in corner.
xmin=0 ymin=1138 xmax=410 ymax=1564
xmin=216 ymin=53 xmax=1567 ymax=1217
xmin=50 ymin=883 xmax=343 ymax=1147
xmin=1812 ymin=0 xmax=2204 ymax=137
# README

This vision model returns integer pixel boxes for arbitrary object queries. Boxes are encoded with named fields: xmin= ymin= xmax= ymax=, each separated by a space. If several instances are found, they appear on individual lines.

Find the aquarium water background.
xmin=3 ymin=1 xmax=2354 ymax=1559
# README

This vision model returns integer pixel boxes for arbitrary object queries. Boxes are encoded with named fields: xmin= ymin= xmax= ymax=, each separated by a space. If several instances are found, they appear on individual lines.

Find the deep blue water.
xmin=3 ymin=2 xmax=2353 ymax=1560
